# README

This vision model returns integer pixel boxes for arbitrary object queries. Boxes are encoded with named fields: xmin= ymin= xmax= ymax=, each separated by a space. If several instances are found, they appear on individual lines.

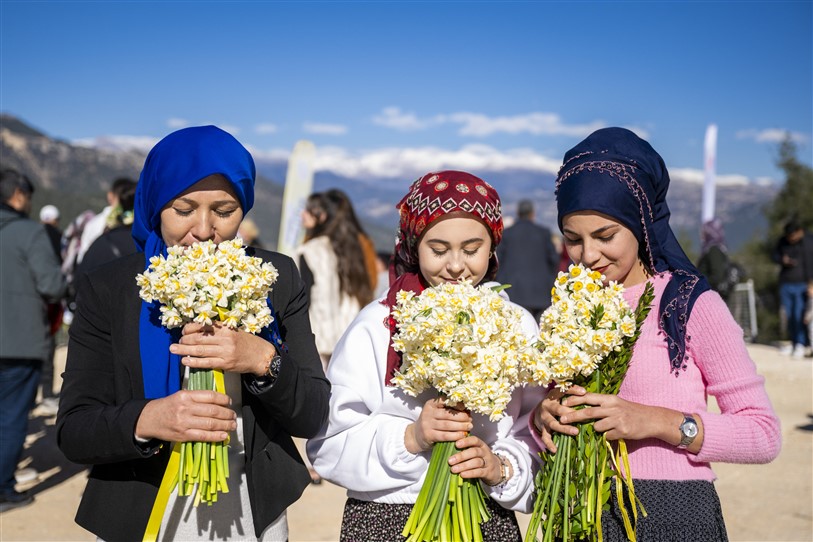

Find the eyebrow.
xmin=424 ymin=237 xmax=486 ymax=246
xmin=174 ymin=197 xmax=239 ymax=206
xmin=563 ymin=224 xmax=619 ymax=236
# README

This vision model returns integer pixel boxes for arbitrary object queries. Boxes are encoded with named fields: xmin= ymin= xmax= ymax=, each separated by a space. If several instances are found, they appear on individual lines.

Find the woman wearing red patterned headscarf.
xmin=307 ymin=171 xmax=541 ymax=541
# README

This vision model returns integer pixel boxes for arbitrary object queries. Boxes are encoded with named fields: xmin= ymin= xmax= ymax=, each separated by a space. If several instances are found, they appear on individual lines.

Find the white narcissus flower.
xmin=391 ymin=279 xmax=540 ymax=421
xmin=533 ymin=263 xmax=636 ymax=391
xmin=136 ymin=239 xmax=278 ymax=334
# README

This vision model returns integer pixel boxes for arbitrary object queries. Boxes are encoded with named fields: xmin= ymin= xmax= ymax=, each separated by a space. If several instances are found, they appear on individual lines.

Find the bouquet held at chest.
xmin=136 ymin=238 xmax=279 ymax=506
xmin=390 ymin=280 xmax=539 ymax=542
xmin=526 ymin=264 xmax=655 ymax=542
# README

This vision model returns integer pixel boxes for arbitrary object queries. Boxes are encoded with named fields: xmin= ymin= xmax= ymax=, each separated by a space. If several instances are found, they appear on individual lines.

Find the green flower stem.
xmin=562 ymin=435 xmax=572 ymax=542
xmin=543 ymin=431 xmax=567 ymax=542
xmin=403 ymin=439 xmax=490 ymax=542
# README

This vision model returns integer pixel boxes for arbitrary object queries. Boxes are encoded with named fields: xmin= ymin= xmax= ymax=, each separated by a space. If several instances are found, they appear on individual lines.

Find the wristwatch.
xmin=677 ymin=413 xmax=699 ymax=449
xmin=254 ymin=354 xmax=282 ymax=387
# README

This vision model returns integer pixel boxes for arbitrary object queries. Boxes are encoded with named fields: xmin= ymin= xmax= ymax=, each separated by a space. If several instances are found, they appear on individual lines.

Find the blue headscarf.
xmin=132 ymin=126 xmax=258 ymax=399
xmin=555 ymin=127 xmax=710 ymax=375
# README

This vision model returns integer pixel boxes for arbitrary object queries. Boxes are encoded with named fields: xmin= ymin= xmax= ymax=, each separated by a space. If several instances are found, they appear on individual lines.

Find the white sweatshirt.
xmin=306 ymin=284 xmax=544 ymax=513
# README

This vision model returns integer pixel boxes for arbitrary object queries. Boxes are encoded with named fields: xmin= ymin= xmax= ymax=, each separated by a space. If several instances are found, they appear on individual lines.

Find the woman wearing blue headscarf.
xmin=57 ymin=126 xmax=329 ymax=541
xmin=530 ymin=128 xmax=780 ymax=540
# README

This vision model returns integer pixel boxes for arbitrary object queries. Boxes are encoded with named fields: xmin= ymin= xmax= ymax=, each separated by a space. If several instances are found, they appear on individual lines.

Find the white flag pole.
xmin=277 ymin=140 xmax=316 ymax=256
xmin=701 ymin=124 xmax=718 ymax=223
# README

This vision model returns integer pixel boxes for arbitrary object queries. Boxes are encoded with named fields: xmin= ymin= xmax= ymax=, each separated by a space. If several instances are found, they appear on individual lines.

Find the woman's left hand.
xmin=448 ymin=435 xmax=507 ymax=486
xmin=170 ymin=322 xmax=275 ymax=377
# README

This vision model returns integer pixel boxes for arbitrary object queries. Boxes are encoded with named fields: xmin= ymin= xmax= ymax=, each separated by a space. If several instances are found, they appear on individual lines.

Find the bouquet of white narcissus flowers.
xmin=391 ymin=280 xmax=540 ymax=542
xmin=136 ymin=238 xmax=279 ymax=506
xmin=526 ymin=264 xmax=655 ymax=542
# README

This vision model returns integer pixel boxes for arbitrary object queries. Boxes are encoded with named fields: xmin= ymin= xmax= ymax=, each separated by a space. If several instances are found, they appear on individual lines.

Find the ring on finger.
xmin=480 ymin=457 xmax=486 ymax=468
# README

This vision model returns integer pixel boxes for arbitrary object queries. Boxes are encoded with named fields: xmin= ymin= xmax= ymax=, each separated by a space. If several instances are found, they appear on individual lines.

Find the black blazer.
xmin=496 ymin=219 xmax=559 ymax=312
xmin=56 ymin=249 xmax=330 ymax=541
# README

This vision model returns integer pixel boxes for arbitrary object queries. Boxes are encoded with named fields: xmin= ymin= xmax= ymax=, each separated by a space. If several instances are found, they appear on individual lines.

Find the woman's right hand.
xmin=532 ymin=385 xmax=586 ymax=453
xmin=404 ymin=397 xmax=473 ymax=454
xmin=134 ymin=390 xmax=237 ymax=443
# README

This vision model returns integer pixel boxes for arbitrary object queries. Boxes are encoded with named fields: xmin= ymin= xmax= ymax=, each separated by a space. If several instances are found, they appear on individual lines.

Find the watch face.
xmin=682 ymin=421 xmax=699 ymax=438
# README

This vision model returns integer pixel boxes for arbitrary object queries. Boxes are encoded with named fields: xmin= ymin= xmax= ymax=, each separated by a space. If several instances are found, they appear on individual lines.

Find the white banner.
xmin=276 ymin=140 xmax=316 ymax=256
xmin=701 ymin=124 xmax=718 ymax=223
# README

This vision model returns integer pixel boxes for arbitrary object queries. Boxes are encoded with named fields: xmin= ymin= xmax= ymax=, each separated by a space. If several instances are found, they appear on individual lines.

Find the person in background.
xmin=697 ymin=218 xmax=734 ymax=300
xmin=373 ymin=250 xmax=392 ymax=299
xmin=0 ymin=169 xmax=67 ymax=512
xmin=773 ymin=219 xmax=813 ymax=358
xmin=39 ymin=204 xmax=63 ymax=263
xmin=75 ymin=180 xmax=137 ymax=275
xmin=56 ymin=126 xmax=329 ymax=540
xmin=307 ymin=170 xmax=540 ymax=541
xmin=76 ymin=177 xmax=137 ymax=265
xmin=805 ymin=279 xmax=813 ymax=359
xmin=532 ymin=128 xmax=781 ymax=540
xmin=496 ymin=199 xmax=559 ymax=321
xmin=295 ymin=191 xmax=373 ymax=370
xmin=324 ymin=188 xmax=379 ymax=294
xmin=60 ymin=209 xmax=96 ymax=321
xmin=37 ymin=203 xmax=67 ymax=416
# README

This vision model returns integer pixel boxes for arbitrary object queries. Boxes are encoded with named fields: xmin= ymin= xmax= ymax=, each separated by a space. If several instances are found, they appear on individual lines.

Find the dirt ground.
xmin=1 ymin=343 xmax=810 ymax=542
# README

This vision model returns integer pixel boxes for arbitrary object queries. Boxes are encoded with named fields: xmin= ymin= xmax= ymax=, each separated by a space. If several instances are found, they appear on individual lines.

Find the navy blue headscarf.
xmin=556 ymin=127 xmax=710 ymax=375
xmin=132 ymin=125 xmax=257 ymax=399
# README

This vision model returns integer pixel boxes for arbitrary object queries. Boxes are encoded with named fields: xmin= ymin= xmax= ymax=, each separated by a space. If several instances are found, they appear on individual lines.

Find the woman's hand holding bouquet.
xmin=525 ymin=264 xmax=654 ymax=542
xmin=391 ymin=280 xmax=539 ymax=542
xmin=136 ymin=238 xmax=279 ymax=507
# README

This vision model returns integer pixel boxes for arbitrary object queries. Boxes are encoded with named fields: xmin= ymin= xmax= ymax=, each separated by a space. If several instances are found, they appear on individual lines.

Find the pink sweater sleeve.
xmin=687 ymin=291 xmax=781 ymax=465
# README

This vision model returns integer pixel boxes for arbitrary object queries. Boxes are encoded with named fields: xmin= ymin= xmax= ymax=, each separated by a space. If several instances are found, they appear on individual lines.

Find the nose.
xmin=190 ymin=212 xmax=215 ymax=241
xmin=580 ymin=240 xmax=600 ymax=267
xmin=446 ymin=252 xmax=465 ymax=275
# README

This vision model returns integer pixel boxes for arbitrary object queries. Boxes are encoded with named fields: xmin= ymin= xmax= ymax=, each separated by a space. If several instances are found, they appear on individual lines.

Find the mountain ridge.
xmin=1 ymin=114 xmax=775 ymax=254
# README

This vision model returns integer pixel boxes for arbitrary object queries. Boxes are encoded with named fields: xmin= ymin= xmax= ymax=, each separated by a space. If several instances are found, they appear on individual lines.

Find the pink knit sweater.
xmin=533 ymin=272 xmax=781 ymax=481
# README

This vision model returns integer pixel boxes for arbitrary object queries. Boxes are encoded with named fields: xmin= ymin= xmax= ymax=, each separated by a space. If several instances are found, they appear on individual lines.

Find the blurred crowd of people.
xmin=0 ymin=142 xmax=809 ymax=522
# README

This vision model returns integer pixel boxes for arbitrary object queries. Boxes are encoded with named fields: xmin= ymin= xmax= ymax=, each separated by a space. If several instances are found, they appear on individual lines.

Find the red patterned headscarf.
xmin=383 ymin=170 xmax=503 ymax=385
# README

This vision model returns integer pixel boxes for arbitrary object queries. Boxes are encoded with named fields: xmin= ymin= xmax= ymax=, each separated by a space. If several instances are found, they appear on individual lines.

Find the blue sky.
xmin=2 ymin=1 xmax=811 ymax=185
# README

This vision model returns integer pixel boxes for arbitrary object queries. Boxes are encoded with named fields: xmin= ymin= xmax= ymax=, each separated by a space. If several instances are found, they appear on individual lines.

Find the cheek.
xmin=159 ymin=210 xmax=184 ymax=245
xmin=218 ymin=213 xmax=244 ymax=242
xmin=564 ymin=244 xmax=582 ymax=263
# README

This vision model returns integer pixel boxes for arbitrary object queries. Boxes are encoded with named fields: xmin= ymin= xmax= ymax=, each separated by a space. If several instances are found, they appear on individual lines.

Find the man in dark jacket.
xmin=0 ymin=169 xmax=67 ymax=511
xmin=774 ymin=219 xmax=813 ymax=358
xmin=496 ymin=199 xmax=559 ymax=320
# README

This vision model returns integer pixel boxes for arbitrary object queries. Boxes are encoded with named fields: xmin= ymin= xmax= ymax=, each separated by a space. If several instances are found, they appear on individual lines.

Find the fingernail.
xmin=170 ymin=345 xmax=178 ymax=353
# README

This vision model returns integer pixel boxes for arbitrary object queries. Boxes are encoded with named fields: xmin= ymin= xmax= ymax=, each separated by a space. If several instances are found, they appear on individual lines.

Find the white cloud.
xmin=255 ymin=143 xmax=562 ymax=179
xmin=303 ymin=122 xmax=348 ymax=135
xmin=444 ymin=112 xmax=607 ymax=137
xmin=372 ymin=107 xmax=433 ymax=131
xmin=166 ymin=118 xmax=189 ymax=129
xmin=372 ymin=108 xmax=649 ymax=139
xmin=255 ymin=123 xmax=278 ymax=135
xmin=736 ymin=128 xmax=809 ymax=144
xmin=669 ymin=167 xmax=751 ymax=186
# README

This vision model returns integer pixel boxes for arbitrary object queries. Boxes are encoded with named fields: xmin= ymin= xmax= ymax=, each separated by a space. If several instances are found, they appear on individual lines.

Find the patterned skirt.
xmin=601 ymin=479 xmax=729 ymax=542
xmin=340 ymin=497 xmax=521 ymax=542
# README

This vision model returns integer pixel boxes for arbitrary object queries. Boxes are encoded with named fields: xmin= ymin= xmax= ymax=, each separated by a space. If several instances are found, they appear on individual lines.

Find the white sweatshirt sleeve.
xmin=307 ymin=303 xmax=431 ymax=496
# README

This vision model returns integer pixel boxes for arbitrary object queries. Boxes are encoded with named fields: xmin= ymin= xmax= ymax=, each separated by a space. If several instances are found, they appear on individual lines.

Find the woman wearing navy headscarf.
xmin=57 ymin=126 xmax=329 ymax=541
xmin=531 ymin=128 xmax=780 ymax=540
